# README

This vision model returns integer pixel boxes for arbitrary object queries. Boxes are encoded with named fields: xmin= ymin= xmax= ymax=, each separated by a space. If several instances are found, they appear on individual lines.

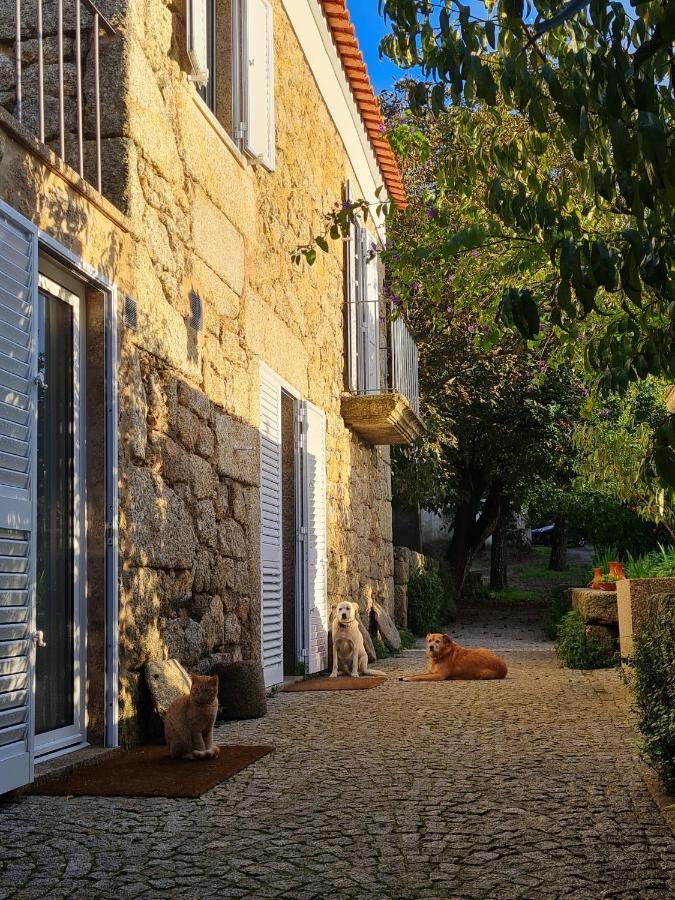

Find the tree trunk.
xmin=447 ymin=480 xmax=504 ymax=597
xmin=490 ymin=509 xmax=508 ymax=591
xmin=548 ymin=516 xmax=568 ymax=571
xmin=447 ymin=498 xmax=478 ymax=598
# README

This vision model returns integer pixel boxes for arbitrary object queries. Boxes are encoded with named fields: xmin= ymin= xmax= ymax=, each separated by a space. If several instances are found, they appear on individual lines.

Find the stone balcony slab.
xmin=341 ymin=392 xmax=424 ymax=445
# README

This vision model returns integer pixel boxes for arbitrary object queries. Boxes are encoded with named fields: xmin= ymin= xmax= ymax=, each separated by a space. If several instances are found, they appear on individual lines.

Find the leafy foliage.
xmin=407 ymin=569 xmax=446 ymax=635
xmin=555 ymin=610 xmax=616 ymax=669
xmin=573 ymin=380 xmax=675 ymax=537
xmin=545 ymin=588 xmax=570 ymax=640
xmin=399 ymin=628 xmax=418 ymax=649
xmin=378 ymin=0 xmax=674 ymax=386
xmin=632 ymin=594 xmax=675 ymax=792
xmin=625 ymin=544 xmax=675 ymax=579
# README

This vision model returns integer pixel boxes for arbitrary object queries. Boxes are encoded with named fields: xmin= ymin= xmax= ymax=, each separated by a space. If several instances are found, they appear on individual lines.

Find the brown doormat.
xmin=31 ymin=744 xmax=274 ymax=799
xmin=282 ymin=676 xmax=385 ymax=692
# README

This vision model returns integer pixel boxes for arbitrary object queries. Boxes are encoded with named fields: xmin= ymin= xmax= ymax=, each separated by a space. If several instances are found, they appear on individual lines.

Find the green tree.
xmin=573 ymin=380 xmax=675 ymax=539
xmin=376 ymin=0 xmax=675 ymax=485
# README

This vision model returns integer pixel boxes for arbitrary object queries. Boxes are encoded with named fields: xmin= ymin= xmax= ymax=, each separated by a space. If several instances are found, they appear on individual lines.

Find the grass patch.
xmin=519 ymin=565 xmax=588 ymax=583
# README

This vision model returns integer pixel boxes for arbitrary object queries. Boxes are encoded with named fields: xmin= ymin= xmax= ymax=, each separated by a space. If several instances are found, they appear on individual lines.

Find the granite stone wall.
xmin=0 ymin=0 xmax=396 ymax=742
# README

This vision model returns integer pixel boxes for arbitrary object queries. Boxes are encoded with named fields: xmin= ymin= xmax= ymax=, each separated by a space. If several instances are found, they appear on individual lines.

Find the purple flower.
xmin=468 ymin=324 xmax=478 ymax=334
xmin=411 ymin=281 xmax=420 ymax=296
xmin=527 ymin=385 xmax=538 ymax=394
xmin=446 ymin=304 xmax=453 ymax=314
xmin=598 ymin=407 xmax=610 ymax=418
xmin=378 ymin=123 xmax=386 ymax=134
xmin=447 ymin=274 xmax=455 ymax=283
xmin=539 ymin=360 xmax=547 ymax=372
xmin=480 ymin=325 xmax=490 ymax=335
xmin=470 ymin=249 xmax=479 ymax=258
xmin=539 ymin=324 xmax=545 ymax=333
xmin=426 ymin=208 xmax=436 ymax=220
xmin=342 ymin=201 xmax=351 ymax=211
xmin=581 ymin=387 xmax=589 ymax=397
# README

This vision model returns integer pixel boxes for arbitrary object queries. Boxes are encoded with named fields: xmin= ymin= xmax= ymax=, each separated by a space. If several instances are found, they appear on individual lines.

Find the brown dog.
xmin=400 ymin=633 xmax=507 ymax=682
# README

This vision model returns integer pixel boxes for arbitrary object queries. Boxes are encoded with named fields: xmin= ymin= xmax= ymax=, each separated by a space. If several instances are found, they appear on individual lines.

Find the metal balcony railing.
xmin=345 ymin=298 xmax=421 ymax=418
xmin=8 ymin=0 xmax=116 ymax=194
xmin=390 ymin=312 xmax=420 ymax=417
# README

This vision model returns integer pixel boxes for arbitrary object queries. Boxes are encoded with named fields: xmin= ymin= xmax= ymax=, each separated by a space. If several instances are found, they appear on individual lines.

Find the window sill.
xmin=191 ymin=92 xmax=248 ymax=171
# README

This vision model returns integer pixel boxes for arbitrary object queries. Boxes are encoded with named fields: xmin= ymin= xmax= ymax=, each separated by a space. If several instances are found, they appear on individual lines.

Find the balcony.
xmin=342 ymin=300 xmax=424 ymax=445
xmin=2 ymin=0 xmax=117 ymax=198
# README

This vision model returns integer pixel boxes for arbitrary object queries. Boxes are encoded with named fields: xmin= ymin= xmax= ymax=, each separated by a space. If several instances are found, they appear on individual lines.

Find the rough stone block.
xmin=572 ymin=588 xmax=618 ymax=625
xmin=584 ymin=625 xmax=616 ymax=656
xmin=121 ymin=468 xmax=196 ymax=569
xmin=617 ymin=578 xmax=675 ymax=660
xmin=394 ymin=584 xmax=408 ymax=629
xmin=144 ymin=659 xmax=191 ymax=718
xmin=212 ymin=660 xmax=267 ymax=720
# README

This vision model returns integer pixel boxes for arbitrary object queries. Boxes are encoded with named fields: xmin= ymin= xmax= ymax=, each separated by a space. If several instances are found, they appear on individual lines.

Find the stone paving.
xmin=2 ymin=606 xmax=675 ymax=899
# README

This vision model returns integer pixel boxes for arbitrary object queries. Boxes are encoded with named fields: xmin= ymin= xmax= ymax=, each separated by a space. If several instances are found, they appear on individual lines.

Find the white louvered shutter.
xmin=243 ymin=0 xmax=276 ymax=170
xmin=363 ymin=233 xmax=380 ymax=395
xmin=0 ymin=203 xmax=37 ymax=795
xmin=344 ymin=183 xmax=359 ymax=393
xmin=303 ymin=402 xmax=327 ymax=674
xmin=259 ymin=363 xmax=283 ymax=687
xmin=186 ymin=0 xmax=209 ymax=86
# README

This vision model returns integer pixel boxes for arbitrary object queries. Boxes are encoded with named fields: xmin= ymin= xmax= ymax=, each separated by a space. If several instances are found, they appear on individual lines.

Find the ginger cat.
xmin=164 ymin=674 xmax=220 ymax=760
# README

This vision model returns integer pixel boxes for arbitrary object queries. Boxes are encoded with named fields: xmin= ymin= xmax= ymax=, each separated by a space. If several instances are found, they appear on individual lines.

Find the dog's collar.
xmin=337 ymin=619 xmax=355 ymax=628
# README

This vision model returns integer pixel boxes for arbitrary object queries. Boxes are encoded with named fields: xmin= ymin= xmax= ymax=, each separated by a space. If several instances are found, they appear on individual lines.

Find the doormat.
xmin=282 ymin=676 xmax=385 ymax=692
xmin=31 ymin=744 xmax=275 ymax=798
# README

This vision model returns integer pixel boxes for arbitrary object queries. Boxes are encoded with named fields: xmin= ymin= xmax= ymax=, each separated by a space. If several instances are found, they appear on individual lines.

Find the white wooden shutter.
xmin=0 ymin=203 xmax=37 ymax=795
xmin=344 ymin=182 xmax=359 ymax=393
xmin=187 ymin=0 xmax=209 ymax=87
xmin=302 ymin=402 xmax=327 ymax=674
xmin=243 ymin=0 xmax=275 ymax=170
xmin=259 ymin=363 xmax=283 ymax=687
xmin=363 ymin=233 xmax=380 ymax=395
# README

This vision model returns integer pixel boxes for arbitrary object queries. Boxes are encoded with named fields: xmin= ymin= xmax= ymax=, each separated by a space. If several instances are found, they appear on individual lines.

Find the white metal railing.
xmin=10 ymin=0 xmax=116 ymax=193
xmin=345 ymin=298 xmax=420 ymax=416
xmin=390 ymin=312 xmax=420 ymax=416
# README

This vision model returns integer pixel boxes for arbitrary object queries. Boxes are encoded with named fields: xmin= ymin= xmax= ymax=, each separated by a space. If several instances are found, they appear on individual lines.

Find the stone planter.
xmin=616 ymin=577 xmax=675 ymax=661
xmin=569 ymin=587 xmax=619 ymax=653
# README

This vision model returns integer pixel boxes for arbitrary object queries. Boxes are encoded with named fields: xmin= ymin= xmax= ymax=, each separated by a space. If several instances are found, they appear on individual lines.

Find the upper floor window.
xmin=344 ymin=184 xmax=380 ymax=396
xmin=187 ymin=0 xmax=276 ymax=170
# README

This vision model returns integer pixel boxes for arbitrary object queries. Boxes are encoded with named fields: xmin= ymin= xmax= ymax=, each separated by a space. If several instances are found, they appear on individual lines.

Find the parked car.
xmin=531 ymin=524 xmax=586 ymax=547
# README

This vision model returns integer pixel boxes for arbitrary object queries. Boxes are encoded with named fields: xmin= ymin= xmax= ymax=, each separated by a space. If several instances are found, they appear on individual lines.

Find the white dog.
xmin=330 ymin=601 xmax=386 ymax=678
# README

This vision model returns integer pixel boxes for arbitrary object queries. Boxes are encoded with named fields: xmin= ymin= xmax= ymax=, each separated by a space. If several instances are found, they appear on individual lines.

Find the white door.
xmin=259 ymin=363 xmax=283 ymax=687
xmin=302 ymin=402 xmax=327 ymax=674
xmin=33 ymin=269 xmax=85 ymax=758
xmin=0 ymin=203 xmax=38 ymax=795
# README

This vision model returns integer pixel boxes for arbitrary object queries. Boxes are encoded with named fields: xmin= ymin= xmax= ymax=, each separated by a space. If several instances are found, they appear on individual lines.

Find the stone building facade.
xmin=0 ymin=0 xmax=420 ymax=792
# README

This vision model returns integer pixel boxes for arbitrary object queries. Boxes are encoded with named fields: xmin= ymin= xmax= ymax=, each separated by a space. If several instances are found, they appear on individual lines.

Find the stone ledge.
xmin=571 ymin=588 xmax=618 ymax=625
xmin=341 ymin=392 xmax=424 ymax=445
xmin=0 ymin=105 xmax=131 ymax=232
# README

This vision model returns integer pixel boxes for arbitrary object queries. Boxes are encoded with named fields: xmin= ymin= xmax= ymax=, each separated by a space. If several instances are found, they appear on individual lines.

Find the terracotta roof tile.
xmin=319 ymin=0 xmax=407 ymax=209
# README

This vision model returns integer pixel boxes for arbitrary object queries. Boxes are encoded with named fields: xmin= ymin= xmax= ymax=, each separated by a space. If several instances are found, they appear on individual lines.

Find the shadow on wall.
xmin=117 ymin=355 xmax=263 ymax=747
xmin=326 ymin=432 xmax=394 ymax=618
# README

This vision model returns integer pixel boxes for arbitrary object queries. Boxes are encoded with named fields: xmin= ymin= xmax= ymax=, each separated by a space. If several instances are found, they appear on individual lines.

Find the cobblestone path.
xmin=2 ymin=607 xmax=675 ymax=900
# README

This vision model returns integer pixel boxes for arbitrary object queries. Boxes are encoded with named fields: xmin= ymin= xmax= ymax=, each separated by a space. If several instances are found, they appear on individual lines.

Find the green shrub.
xmin=555 ymin=611 xmax=615 ymax=669
xmin=407 ymin=569 xmax=445 ymax=636
xmin=398 ymin=628 xmax=417 ymax=650
xmin=625 ymin=544 xmax=675 ymax=580
xmin=632 ymin=594 xmax=675 ymax=793
xmin=372 ymin=635 xmax=392 ymax=659
xmin=545 ymin=588 xmax=570 ymax=641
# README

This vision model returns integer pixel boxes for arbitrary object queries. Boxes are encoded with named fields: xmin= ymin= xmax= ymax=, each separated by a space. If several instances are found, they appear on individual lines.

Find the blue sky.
xmin=349 ymin=1 xmax=495 ymax=93
xmin=348 ymin=3 xmax=404 ymax=93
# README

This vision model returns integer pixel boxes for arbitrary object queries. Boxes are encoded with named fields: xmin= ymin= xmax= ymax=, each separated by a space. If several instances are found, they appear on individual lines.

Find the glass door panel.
xmin=34 ymin=271 xmax=83 ymax=755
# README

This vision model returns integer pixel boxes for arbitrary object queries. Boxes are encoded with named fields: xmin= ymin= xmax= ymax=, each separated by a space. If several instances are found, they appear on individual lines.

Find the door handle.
xmin=31 ymin=630 xmax=46 ymax=648
xmin=34 ymin=372 xmax=48 ymax=391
